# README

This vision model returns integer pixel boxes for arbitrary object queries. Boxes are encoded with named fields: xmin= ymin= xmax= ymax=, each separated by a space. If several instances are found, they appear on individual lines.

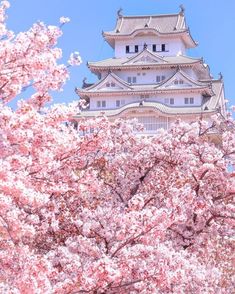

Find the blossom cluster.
xmin=0 ymin=1 xmax=234 ymax=293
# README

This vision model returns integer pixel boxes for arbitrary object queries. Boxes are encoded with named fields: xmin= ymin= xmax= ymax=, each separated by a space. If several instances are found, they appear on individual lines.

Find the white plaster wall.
xmin=89 ymin=92 xmax=202 ymax=110
xmin=100 ymin=68 xmax=197 ymax=83
xmin=148 ymin=93 xmax=202 ymax=106
xmin=90 ymin=95 xmax=130 ymax=110
xmin=114 ymin=36 xmax=186 ymax=58
xmin=113 ymin=69 xmax=174 ymax=84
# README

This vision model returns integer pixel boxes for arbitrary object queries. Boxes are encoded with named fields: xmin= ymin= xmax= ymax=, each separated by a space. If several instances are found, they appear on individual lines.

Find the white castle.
xmin=75 ymin=6 xmax=226 ymax=134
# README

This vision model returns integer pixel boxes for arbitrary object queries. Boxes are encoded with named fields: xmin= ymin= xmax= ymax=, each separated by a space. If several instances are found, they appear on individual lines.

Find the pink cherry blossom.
xmin=0 ymin=1 xmax=234 ymax=293
xmin=59 ymin=16 xmax=70 ymax=24
xmin=68 ymin=51 xmax=82 ymax=66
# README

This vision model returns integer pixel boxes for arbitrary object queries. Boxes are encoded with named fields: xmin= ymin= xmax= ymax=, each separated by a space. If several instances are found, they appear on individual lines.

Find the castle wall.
xmin=114 ymin=36 xmax=186 ymax=58
xmin=89 ymin=93 xmax=202 ymax=110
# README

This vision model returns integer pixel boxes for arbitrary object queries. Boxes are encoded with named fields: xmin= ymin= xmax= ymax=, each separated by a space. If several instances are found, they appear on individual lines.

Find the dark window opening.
xmin=135 ymin=45 xmax=139 ymax=53
xmin=152 ymin=44 xmax=156 ymax=52
xmin=170 ymin=98 xmax=174 ymax=105
xmin=161 ymin=44 xmax=166 ymax=52
xmin=126 ymin=45 xmax=130 ymax=53
xmin=190 ymin=97 xmax=194 ymax=104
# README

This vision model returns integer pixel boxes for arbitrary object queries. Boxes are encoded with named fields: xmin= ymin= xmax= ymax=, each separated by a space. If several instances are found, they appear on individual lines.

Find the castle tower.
xmin=75 ymin=7 xmax=226 ymax=134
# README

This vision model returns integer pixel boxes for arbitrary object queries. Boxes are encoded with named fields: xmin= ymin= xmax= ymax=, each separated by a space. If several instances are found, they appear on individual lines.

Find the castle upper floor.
xmin=102 ymin=7 xmax=197 ymax=58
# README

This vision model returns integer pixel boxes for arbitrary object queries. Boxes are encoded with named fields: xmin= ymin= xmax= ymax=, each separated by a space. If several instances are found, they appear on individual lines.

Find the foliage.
xmin=0 ymin=2 xmax=234 ymax=293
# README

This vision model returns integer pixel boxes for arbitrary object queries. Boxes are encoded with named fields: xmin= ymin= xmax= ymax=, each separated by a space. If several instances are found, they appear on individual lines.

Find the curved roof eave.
xmin=76 ymin=102 xmax=217 ymax=118
xmin=87 ymin=55 xmax=202 ymax=71
xmin=77 ymin=71 xmax=132 ymax=94
xmin=78 ymin=86 xmax=213 ymax=97
xmin=104 ymin=28 xmax=188 ymax=39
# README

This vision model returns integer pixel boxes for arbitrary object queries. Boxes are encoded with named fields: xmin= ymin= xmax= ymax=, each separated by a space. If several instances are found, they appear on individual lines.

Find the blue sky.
xmin=6 ymin=0 xmax=235 ymax=107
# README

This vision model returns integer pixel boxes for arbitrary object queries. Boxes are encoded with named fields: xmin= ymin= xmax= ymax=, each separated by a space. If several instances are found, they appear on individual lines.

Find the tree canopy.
xmin=0 ymin=1 xmax=234 ymax=293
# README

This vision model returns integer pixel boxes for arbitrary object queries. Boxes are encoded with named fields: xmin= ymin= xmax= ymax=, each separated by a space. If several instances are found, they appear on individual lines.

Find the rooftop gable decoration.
xmin=157 ymin=69 xmax=209 ymax=89
xmin=78 ymin=72 xmax=132 ymax=93
xmin=123 ymin=49 xmax=167 ymax=65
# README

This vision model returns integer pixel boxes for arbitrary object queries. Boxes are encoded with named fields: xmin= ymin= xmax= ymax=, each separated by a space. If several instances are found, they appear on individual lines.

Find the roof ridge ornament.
xmin=219 ymin=72 xmax=223 ymax=80
xmin=145 ymin=16 xmax=151 ymax=28
xmin=179 ymin=4 xmax=185 ymax=15
xmin=143 ymin=43 xmax=148 ymax=50
xmin=117 ymin=8 xmax=123 ymax=18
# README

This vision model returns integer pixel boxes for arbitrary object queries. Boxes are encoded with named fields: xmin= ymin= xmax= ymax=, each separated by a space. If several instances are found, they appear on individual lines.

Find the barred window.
xmin=97 ymin=100 xmax=106 ymax=108
xmin=137 ymin=116 xmax=168 ymax=131
xmin=156 ymin=76 xmax=161 ymax=83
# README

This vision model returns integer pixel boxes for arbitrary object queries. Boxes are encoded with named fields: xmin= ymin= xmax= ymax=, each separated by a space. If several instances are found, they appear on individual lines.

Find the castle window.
xmin=128 ymin=76 xmax=137 ymax=83
xmin=184 ymin=97 xmax=194 ymax=105
xmin=106 ymin=82 xmax=110 ymax=87
xmin=156 ymin=76 xmax=161 ymax=83
xmin=140 ymin=94 xmax=150 ymax=99
xmin=179 ymin=79 xmax=184 ymax=84
xmin=116 ymin=100 xmax=125 ymax=107
xmin=161 ymin=44 xmax=166 ymax=52
xmin=111 ymin=82 xmax=115 ymax=87
xmin=138 ymin=116 xmax=168 ymax=131
xmin=164 ymin=98 xmax=174 ymax=105
xmin=97 ymin=100 xmax=106 ymax=108
xmin=157 ymin=75 xmax=165 ymax=83
xmin=174 ymin=80 xmax=179 ymax=85
xmin=126 ymin=45 xmax=130 ymax=53
xmin=170 ymin=98 xmax=174 ymax=105
xmin=152 ymin=44 xmax=156 ymax=52
xmin=135 ymin=45 xmax=139 ymax=53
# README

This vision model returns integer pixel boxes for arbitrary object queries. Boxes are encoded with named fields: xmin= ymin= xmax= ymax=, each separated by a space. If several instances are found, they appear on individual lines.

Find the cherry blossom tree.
xmin=0 ymin=1 xmax=234 ymax=293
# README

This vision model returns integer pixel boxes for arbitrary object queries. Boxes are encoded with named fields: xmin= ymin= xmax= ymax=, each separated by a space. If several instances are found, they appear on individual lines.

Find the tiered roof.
xmin=88 ymin=53 xmax=200 ymax=69
xmin=77 ymin=9 xmax=225 ymax=120
xmin=77 ymin=70 xmax=214 ymax=97
xmin=75 ymin=80 xmax=223 ymax=118
xmin=88 ymin=50 xmax=210 ymax=80
xmin=103 ymin=9 xmax=197 ymax=48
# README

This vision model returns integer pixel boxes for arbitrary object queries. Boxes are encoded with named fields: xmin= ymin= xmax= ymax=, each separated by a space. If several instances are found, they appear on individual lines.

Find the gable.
xmin=97 ymin=79 xmax=125 ymax=91
xmin=85 ymin=72 xmax=131 ymax=92
xmin=124 ymin=49 xmax=166 ymax=65
xmin=157 ymin=70 xmax=204 ymax=89
xmin=133 ymin=55 xmax=161 ymax=64
xmin=163 ymin=77 xmax=193 ymax=88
